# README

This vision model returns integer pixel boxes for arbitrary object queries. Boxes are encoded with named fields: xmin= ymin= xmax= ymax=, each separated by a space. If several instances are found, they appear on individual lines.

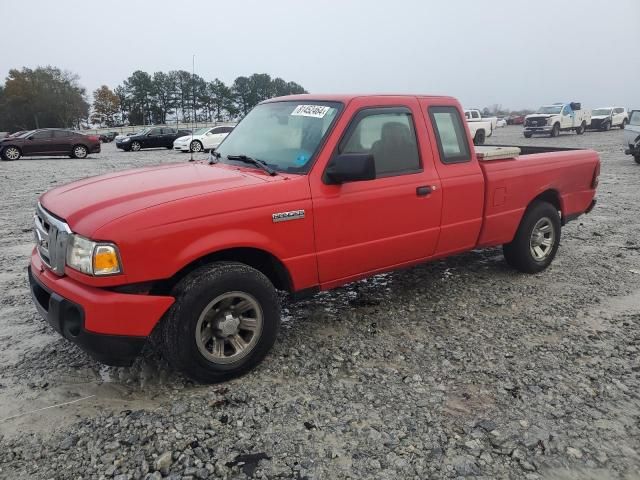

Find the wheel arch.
xmin=528 ymin=189 xmax=564 ymax=223
xmin=151 ymin=247 xmax=293 ymax=296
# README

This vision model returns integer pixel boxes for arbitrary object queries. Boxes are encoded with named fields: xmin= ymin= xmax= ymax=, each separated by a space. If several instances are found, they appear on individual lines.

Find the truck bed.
xmin=475 ymin=145 xmax=599 ymax=247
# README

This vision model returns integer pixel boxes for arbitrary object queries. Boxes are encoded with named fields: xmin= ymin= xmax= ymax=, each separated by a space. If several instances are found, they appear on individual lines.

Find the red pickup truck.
xmin=28 ymin=94 xmax=599 ymax=383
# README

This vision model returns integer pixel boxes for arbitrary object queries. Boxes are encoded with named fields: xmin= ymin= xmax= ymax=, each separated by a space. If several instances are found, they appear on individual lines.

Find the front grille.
xmin=34 ymin=203 xmax=71 ymax=276
xmin=526 ymin=117 xmax=549 ymax=127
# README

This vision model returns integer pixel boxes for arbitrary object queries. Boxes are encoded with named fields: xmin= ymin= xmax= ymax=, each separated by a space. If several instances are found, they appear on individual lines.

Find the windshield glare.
xmin=215 ymin=101 xmax=341 ymax=173
xmin=538 ymin=105 xmax=562 ymax=114
xmin=592 ymin=108 xmax=612 ymax=116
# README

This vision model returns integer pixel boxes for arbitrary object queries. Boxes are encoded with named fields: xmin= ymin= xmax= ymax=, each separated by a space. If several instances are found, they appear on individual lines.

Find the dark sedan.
xmin=0 ymin=129 xmax=101 ymax=161
xmin=116 ymin=127 xmax=191 ymax=151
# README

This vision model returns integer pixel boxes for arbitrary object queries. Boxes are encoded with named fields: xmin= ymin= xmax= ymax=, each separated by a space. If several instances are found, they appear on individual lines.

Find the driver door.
xmin=23 ymin=130 xmax=53 ymax=155
xmin=561 ymin=105 xmax=573 ymax=128
xmin=145 ymin=128 xmax=163 ymax=148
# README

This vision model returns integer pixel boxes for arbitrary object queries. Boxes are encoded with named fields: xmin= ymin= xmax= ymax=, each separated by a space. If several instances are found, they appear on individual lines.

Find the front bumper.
xmin=115 ymin=141 xmax=130 ymax=150
xmin=28 ymin=250 xmax=174 ymax=366
xmin=173 ymin=143 xmax=189 ymax=152
xmin=90 ymin=144 xmax=101 ymax=154
xmin=524 ymin=125 xmax=553 ymax=134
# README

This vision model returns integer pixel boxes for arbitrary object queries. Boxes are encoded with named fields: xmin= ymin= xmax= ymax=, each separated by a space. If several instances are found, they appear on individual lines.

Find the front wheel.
xmin=159 ymin=262 xmax=281 ymax=383
xmin=190 ymin=140 xmax=203 ymax=152
xmin=130 ymin=141 xmax=141 ymax=152
xmin=621 ymin=119 xmax=627 ymax=129
xmin=550 ymin=123 xmax=560 ymax=137
xmin=603 ymin=121 xmax=611 ymax=132
xmin=503 ymin=201 xmax=561 ymax=273
xmin=1 ymin=146 xmax=21 ymax=161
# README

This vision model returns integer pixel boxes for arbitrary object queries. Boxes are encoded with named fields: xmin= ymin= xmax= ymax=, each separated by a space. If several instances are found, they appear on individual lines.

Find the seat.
xmin=371 ymin=122 xmax=419 ymax=175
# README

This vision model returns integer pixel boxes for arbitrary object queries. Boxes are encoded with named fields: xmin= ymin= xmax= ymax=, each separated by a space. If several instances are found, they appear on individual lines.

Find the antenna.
xmin=190 ymin=54 xmax=195 ymax=162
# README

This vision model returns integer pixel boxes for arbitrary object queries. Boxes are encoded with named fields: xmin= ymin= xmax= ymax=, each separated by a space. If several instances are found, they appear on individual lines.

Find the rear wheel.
xmin=550 ymin=123 xmax=560 ymax=137
xmin=130 ymin=141 xmax=141 ymax=152
xmin=1 ymin=146 xmax=21 ymax=161
xmin=159 ymin=262 xmax=281 ymax=383
xmin=474 ymin=130 xmax=486 ymax=145
xmin=503 ymin=201 xmax=561 ymax=273
xmin=576 ymin=121 xmax=586 ymax=135
xmin=72 ymin=145 xmax=88 ymax=159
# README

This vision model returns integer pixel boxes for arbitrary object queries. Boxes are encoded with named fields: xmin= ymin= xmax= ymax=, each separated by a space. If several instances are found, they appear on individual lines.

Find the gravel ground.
xmin=0 ymin=127 xmax=639 ymax=479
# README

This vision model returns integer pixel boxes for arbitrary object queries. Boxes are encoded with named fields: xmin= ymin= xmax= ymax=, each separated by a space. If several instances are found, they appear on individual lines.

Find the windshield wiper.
xmin=226 ymin=155 xmax=277 ymax=176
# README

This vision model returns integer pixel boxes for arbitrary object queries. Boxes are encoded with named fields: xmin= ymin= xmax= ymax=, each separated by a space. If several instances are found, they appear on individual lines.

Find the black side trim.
xmin=28 ymin=266 xmax=145 ymax=366
xmin=289 ymin=286 xmax=320 ymax=302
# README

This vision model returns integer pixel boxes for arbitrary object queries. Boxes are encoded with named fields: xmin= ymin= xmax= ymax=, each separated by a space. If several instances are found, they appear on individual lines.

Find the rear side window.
xmin=53 ymin=130 xmax=73 ymax=138
xmin=428 ymin=106 xmax=471 ymax=164
xmin=338 ymin=108 xmax=421 ymax=177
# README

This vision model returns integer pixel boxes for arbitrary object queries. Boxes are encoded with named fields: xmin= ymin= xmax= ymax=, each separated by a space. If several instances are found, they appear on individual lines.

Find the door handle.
xmin=416 ymin=185 xmax=433 ymax=197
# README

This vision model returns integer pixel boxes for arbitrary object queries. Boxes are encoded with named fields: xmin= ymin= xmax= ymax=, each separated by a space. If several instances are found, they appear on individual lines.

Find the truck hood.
xmin=591 ymin=115 xmax=610 ymax=120
xmin=40 ymin=162 xmax=267 ymax=235
xmin=527 ymin=114 xmax=556 ymax=119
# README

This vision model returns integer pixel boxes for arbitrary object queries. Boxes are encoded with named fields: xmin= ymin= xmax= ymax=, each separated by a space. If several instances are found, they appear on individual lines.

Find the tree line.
xmin=100 ymin=71 xmax=307 ymax=127
xmin=0 ymin=66 xmax=307 ymax=131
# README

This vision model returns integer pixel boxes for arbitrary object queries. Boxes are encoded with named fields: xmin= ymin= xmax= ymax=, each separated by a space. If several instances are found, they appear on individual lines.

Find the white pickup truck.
xmin=524 ymin=102 xmax=591 ymax=138
xmin=464 ymin=110 xmax=494 ymax=145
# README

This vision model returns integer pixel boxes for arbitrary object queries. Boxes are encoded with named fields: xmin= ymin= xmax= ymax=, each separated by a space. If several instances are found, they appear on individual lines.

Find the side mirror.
xmin=324 ymin=153 xmax=376 ymax=184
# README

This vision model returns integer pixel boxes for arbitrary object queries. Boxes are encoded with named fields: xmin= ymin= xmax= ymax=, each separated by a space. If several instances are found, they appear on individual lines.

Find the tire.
xmin=503 ymin=201 xmax=561 ymax=274
xmin=130 ymin=141 xmax=141 ymax=152
xmin=603 ymin=121 xmax=611 ymax=132
xmin=634 ymin=155 xmax=640 ymax=165
xmin=1 ymin=146 xmax=21 ymax=161
xmin=524 ymin=132 xmax=532 ymax=139
xmin=621 ymin=119 xmax=627 ymax=130
xmin=576 ymin=121 xmax=586 ymax=135
xmin=474 ymin=130 xmax=486 ymax=145
xmin=190 ymin=140 xmax=203 ymax=152
xmin=71 ymin=145 xmax=88 ymax=159
xmin=550 ymin=123 xmax=560 ymax=137
xmin=159 ymin=262 xmax=280 ymax=383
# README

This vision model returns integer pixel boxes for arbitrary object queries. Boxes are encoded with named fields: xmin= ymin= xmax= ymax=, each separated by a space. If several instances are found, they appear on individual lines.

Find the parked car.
xmin=496 ymin=118 xmax=507 ymax=128
xmin=623 ymin=109 xmax=640 ymax=163
xmin=508 ymin=115 xmax=525 ymax=125
xmin=0 ymin=129 xmax=100 ymax=161
xmin=116 ymin=127 xmax=191 ymax=151
xmin=589 ymin=107 xmax=628 ymax=131
xmin=524 ymin=102 xmax=591 ymax=138
xmin=464 ymin=109 xmax=498 ymax=131
xmin=27 ymin=93 xmax=600 ymax=383
xmin=99 ymin=132 xmax=118 ymax=143
xmin=173 ymin=125 xmax=235 ymax=152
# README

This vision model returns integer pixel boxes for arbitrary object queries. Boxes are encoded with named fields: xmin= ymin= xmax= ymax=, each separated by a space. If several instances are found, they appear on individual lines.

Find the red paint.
xmin=33 ymin=94 xmax=599 ymax=337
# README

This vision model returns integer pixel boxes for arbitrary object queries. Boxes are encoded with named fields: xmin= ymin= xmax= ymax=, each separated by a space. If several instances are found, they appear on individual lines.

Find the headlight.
xmin=122 ymin=137 xmax=131 ymax=142
xmin=546 ymin=118 xmax=553 ymax=125
xmin=66 ymin=235 xmax=122 ymax=276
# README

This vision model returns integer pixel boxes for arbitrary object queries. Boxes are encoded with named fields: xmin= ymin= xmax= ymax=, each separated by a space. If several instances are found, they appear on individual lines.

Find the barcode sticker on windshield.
xmin=291 ymin=105 xmax=330 ymax=118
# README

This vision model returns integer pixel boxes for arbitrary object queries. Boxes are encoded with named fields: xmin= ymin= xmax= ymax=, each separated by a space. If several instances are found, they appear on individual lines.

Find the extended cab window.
xmin=428 ymin=106 xmax=470 ymax=164
xmin=339 ymin=108 xmax=420 ymax=176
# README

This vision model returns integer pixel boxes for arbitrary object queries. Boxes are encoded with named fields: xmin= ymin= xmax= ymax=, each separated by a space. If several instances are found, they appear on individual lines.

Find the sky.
xmin=1 ymin=0 xmax=639 ymax=111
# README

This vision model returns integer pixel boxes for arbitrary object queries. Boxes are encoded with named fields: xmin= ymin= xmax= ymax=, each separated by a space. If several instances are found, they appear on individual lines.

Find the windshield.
xmin=16 ymin=130 xmax=35 ymax=138
xmin=538 ymin=105 xmax=562 ymax=114
xmin=592 ymin=108 xmax=612 ymax=116
xmin=215 ymin=101 xmax=342 ymax=173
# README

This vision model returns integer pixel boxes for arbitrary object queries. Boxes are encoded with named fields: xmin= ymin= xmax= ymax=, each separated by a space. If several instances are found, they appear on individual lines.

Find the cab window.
xmin=338 ymin=108 xmax=421 ymax=177
xmin=428 ymin=106 xmax=471 ymax=164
